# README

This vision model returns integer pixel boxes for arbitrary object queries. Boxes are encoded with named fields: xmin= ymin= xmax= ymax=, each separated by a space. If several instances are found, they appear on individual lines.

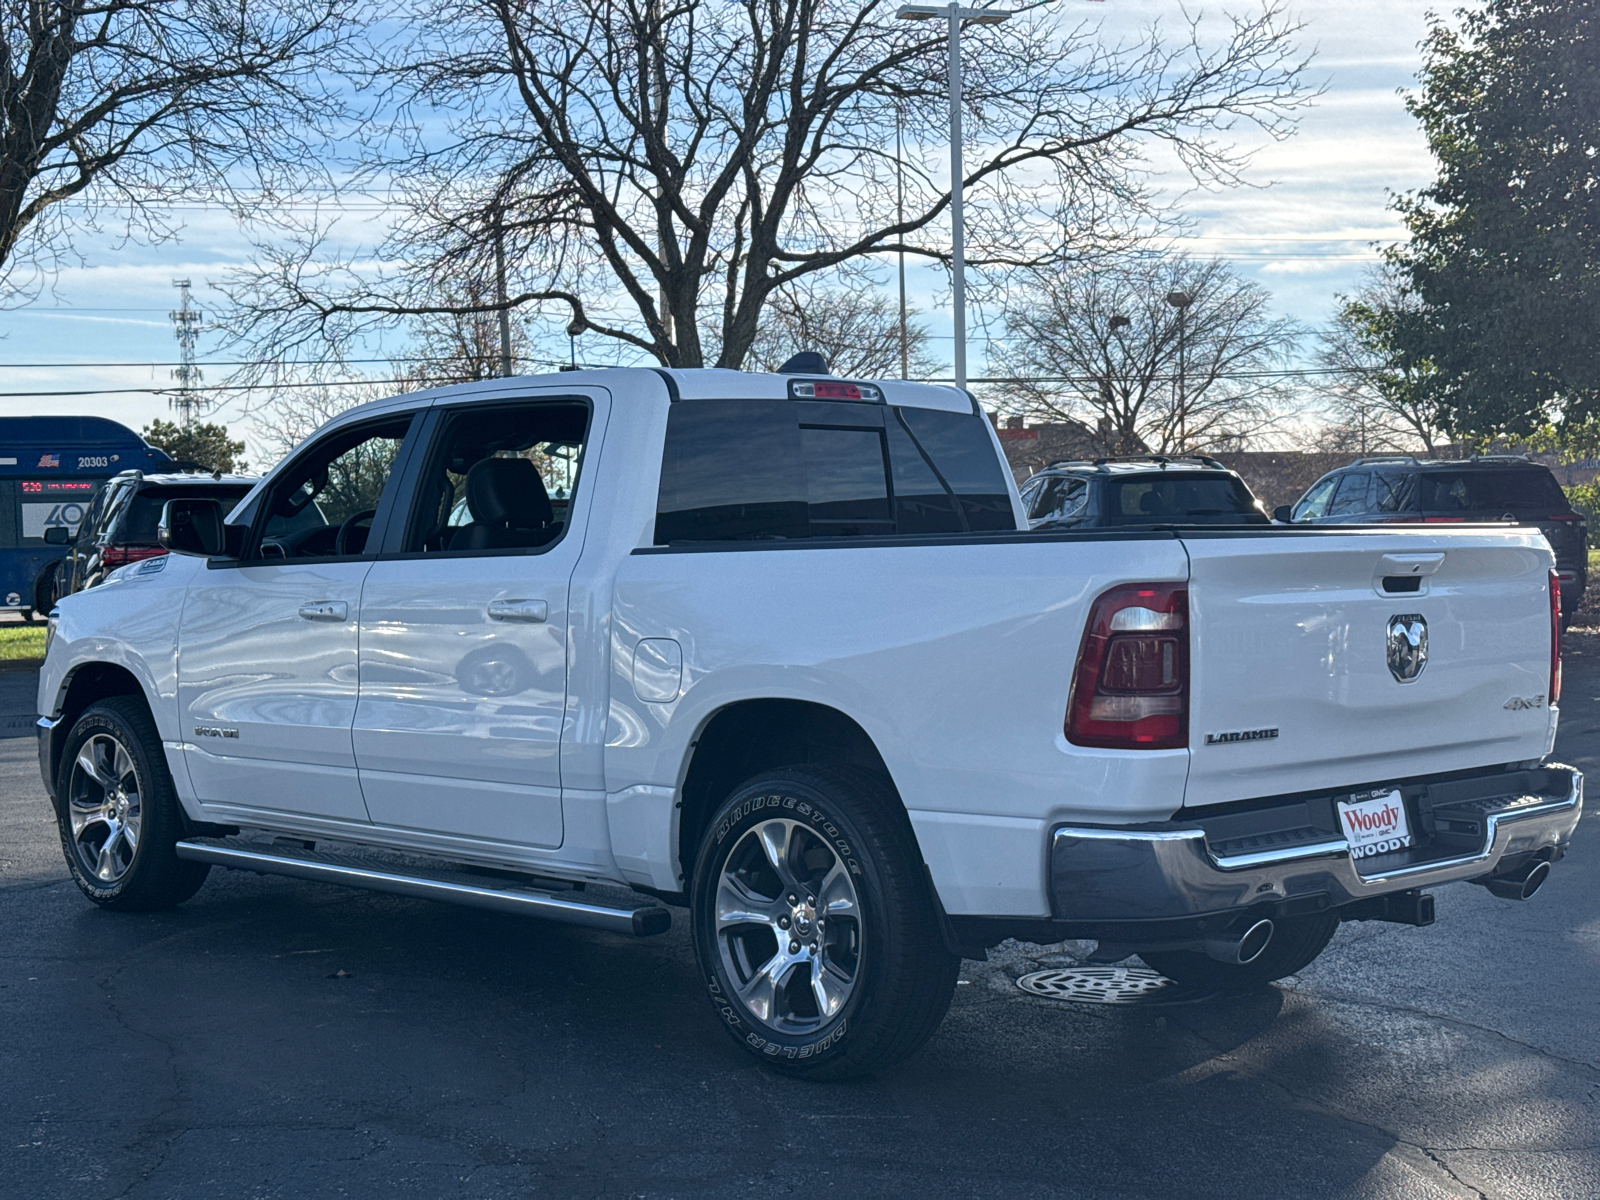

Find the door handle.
xmin=487 ymin=599 xmax=548 ymax=623
xmin=297 ymin=601 xmax=348 ymax=621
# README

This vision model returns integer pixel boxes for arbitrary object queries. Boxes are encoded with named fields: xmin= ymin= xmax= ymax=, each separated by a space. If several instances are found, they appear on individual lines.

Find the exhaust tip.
xmin=1237 ymin=918 xmax=1275 ymax=964
xmin=1484 ymin=859 xmax=1551 ymax=901
xmin=1203 ymin=918 xmax=1275 ymax=965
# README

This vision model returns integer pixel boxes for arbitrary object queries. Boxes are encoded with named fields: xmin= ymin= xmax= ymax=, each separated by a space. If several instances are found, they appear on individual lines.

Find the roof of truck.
xmin=328 ymin=366 xmax=977 ymax=420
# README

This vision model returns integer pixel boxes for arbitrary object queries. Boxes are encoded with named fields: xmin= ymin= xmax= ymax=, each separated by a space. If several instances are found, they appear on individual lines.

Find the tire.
xmin=690 ymin=766 xmax=960 ymax=1080
xmin=56 ymin=697 xmax=210 ymax=911
xmin=1138 ymin=911 xmax=1340 ymax=992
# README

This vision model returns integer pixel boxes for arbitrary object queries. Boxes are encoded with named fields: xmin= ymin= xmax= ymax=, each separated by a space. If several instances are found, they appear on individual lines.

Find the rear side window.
xmin=1418 ymin=469 xmax=1566 ymax=512
xmin=1107 ymin=475 xmax=1257 ymax=519
xmin=1372 ymin=471 xmax=1415 ymax=513
xmin=654 ymin=400 xmax=1017 ymax=543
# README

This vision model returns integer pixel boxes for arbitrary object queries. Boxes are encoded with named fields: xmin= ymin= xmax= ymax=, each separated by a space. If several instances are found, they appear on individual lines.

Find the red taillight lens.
xmin=101 ymin=544 xmax=166 ymax=568
xmin=1550 ymin=567 xmax=1562 ymax=706
xmin=1066 ymin=583 xmax=1188 ymax=749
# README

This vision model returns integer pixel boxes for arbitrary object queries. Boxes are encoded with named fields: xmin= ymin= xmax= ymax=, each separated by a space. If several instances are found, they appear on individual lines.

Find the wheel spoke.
xmin=68 ymin=797 xmax=108 ymax=838
xmin=735 ymin=951 xmax=791 ymax=1023
xmin=95 ymin=822 xmax=125 ymax=881
xmin=818 ymin=861 xmax=857 ymax=918
xmin=756 ymin=821 xmax=801 ymax=894
xmin=810 ymin=960 xmax=850 ymax=1020
xmin=75 ymin=745 xmax=110 ymax=788
xmin=112 ymin=743 xmax=135 ymax=787
xmin=716 ymin=875 xmax=780 ymax=931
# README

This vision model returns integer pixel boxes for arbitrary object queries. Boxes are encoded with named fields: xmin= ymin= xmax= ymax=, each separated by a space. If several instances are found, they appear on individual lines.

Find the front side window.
xmin=1327 ymin=472 xmax=1372 ymax=517
xmin=257 ymin=415 xmax=413 ymax=560
xmin=1292 ymin=476 xmax=1338 ymax=522
xmin=1033 ymin=477 xmax=1089 ymax=523
xmin=402 ymin=401 xmax=589 ymax=554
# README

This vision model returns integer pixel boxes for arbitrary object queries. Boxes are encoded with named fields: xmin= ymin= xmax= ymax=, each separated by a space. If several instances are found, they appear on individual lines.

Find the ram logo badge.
xmin=1204 ymin=728 xmax=1279 ymax=745
xmin=193 ymin=725 xmax=239 ymax=739
xmin=1386 ymin=614 xmax=1428 ymax=682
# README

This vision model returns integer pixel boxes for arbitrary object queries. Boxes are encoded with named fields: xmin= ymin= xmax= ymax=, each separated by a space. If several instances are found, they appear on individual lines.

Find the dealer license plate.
xmin=1337 ymin=790 xmax=1413 ymax=863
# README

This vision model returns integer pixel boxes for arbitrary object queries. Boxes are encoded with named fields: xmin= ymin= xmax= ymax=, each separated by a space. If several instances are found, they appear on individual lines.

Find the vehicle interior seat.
xmin=448 ymin=457 xmax=557 ymax=550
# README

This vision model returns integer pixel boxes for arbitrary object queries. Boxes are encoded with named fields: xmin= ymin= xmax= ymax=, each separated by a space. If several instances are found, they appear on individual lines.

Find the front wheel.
xmin=1139 ymin=911 xmax=1340 ymax=992
xmin=57 ymin=697 xmax=210 ymax=910
xmin=690 ymin=766 xmax=960 ymax=1080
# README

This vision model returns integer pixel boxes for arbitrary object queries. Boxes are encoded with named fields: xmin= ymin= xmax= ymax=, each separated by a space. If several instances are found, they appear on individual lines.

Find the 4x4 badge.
xmin=1386 ymin=614 xmax=1428 ymax=682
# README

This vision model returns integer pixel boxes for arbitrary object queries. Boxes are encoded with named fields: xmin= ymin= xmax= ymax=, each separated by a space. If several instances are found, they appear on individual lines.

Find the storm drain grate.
xmin=1016 ymin=966 xmax=1203 ymax=1006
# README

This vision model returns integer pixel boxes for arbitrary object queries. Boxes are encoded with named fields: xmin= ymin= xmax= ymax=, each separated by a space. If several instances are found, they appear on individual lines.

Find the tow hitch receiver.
xmin=1343 ymin=889 xmax=1436 ymax=927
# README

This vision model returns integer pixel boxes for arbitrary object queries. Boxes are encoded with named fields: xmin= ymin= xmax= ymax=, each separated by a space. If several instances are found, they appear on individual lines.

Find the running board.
xmin=174 ymin=838 xmax=671 ymax=936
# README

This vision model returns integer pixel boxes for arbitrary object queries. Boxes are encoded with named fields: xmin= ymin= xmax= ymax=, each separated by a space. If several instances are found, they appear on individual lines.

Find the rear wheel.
xmin=1138 ymin=911 xmax=1340 ymax=992
xmin=690 ymin=766 xmax=960 ymax=1080
xmin=57 ymin=697 xmax=210 ymax=911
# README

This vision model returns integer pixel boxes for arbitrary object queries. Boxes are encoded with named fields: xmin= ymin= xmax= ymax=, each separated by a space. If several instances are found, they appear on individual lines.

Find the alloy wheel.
xmin=714 ymin=818 xmax=863 ymax=1034
xmin=66 ymin=733 xmax=142 ymax=884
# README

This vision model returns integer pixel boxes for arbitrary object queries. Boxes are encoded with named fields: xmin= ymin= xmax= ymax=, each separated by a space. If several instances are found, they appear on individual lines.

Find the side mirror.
xmin=1273 ymin=505 xmax=1294 ymax=523
xmin=43 ymin=525 xmax=72 ymax=545
xmin=159 ymin=498 xmax=226 ymax=557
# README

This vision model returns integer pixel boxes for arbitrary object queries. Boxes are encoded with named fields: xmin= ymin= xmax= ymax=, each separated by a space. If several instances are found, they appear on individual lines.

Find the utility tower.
xmin=169 ymin=279 xmax=205 ymax=426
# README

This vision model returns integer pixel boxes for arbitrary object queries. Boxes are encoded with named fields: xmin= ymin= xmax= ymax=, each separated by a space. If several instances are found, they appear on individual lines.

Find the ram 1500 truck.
xmin=37 ymin=368 xmax=1582 ymax=1079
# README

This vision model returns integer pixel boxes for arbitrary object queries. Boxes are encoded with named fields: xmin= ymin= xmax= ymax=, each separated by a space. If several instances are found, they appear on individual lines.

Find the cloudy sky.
xmin=0 ymin=0 xmax=1442 ymax=461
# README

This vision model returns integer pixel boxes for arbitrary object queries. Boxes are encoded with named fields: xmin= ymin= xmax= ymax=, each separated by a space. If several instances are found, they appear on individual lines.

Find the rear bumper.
xmin=1047 ymin=764 xmax=1581 ymax=927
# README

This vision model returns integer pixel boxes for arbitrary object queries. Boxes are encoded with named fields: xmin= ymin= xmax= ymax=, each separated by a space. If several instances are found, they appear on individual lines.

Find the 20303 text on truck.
xmin=36 ymin=367 xmax=1582 ymax=1080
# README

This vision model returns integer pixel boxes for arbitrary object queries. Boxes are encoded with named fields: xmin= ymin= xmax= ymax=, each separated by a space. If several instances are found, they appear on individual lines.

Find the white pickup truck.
xmin=37 ymin=367 xmax=1582 ymax=1079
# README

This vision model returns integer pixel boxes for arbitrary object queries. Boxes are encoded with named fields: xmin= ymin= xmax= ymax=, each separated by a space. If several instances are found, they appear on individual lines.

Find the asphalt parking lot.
xmin=2 ymin=649 xmax=1598 ymax=1200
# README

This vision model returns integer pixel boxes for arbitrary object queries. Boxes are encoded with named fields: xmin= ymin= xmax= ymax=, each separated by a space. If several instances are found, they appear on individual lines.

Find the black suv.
xmin=36 ymin=470 xmax=258 ymax=611
xmin=1019 ymin=455 xmax=1270 ymax=529
xmin=1280 ymin=455 xmax=1587 ymax=618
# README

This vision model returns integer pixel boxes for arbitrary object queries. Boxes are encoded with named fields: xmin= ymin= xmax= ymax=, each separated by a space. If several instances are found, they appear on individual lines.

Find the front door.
xmin=353 ymin=398 xmax=597 ymax=849
xmin=177 ymin=412 xmax=418 ymax=824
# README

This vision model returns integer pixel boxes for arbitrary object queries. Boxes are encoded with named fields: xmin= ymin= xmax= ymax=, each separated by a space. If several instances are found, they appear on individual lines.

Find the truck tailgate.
xmin=1181 ymin=528 xmax=1557 ymax=808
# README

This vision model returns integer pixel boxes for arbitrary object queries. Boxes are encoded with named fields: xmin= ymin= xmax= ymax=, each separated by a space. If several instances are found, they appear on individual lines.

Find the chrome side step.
xmin=174 ymin=838 xmax=671 ymax=936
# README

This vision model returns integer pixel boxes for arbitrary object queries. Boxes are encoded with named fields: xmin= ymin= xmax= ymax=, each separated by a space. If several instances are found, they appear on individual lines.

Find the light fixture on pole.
xmin=1165 ymin=291 xmax=1193 ymax=449
xmin=897 ymin=2 xmax=1015 ymax=393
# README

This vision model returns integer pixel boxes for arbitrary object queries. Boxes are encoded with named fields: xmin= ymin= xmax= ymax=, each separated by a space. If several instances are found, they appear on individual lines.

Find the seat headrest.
xmin=1138 ymin=489 xmax=1167 ymax=515
xmin=464 ymin=457 xmax=553 ymax=529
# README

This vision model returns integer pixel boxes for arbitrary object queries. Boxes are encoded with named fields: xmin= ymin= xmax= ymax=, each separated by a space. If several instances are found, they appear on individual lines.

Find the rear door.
xmin=1182 ymin=529 xmax=1557 ymax=808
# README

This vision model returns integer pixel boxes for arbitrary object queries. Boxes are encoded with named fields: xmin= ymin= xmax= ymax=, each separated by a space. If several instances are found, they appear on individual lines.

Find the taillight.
xmin=101 ymin=544 xmax=166 ymax=568
xmin=1066 ymin=583 xmax=1188 ymax=749
xmin=1423 ymin=516 xmax=1466 ymax=523
xmin=1550 ymin=567 xmax=1562 ymax=706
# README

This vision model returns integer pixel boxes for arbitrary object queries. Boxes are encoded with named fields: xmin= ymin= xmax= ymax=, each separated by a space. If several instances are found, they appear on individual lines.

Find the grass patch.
xmin=1589 ymin=548 xmax=1600 ymax=575
xmin=0 ymin=624 xmax=46 ymax=660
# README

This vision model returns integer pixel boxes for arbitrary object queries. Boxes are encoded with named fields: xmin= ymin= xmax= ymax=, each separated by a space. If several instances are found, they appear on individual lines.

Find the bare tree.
xmin=744 ymin=277 xmax=944 ymax=379
xmin=992 ymin=255 xmax=1302 ymax=454
xmin=0 ymin=0 xmax=351 ymax=302
xmin=397 ymin=277 xmax=539 ymax=388
xmin=220 ymin=0 xmax=1313 ymax=378
xmin=1317 ymin=267 xmax=1446 ymax=455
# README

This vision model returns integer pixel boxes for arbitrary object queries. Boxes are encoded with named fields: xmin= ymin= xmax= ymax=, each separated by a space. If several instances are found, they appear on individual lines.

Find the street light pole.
xmin=897 ymin=4 xmax=1014 ymax=393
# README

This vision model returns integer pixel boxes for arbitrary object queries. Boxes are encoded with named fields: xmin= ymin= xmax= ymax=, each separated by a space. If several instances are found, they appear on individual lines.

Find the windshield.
xmin=1417 ymin=469 xmax=1567 ymax=512
xmin=1105 ymin=475 xmax=1263 ymax=522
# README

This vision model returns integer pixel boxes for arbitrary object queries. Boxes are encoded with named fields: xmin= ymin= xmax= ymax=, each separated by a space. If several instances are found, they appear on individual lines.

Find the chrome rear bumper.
xmin=1050 ymin=765 xmax=1582 ymax=922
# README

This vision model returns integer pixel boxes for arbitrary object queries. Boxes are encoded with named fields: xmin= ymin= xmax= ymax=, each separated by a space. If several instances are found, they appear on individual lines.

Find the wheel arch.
xmin=43 ymin=662 xmax=153 ymax=799
xmin=674 ymin=698 xmax=912 ymax=888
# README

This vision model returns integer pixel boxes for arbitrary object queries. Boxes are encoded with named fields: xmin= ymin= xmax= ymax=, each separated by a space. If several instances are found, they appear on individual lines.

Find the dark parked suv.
xmin=1019 ymin=455 xmax=1270 ymax=529
xmin=36 ymin=470 xmax=258 ymax=611
xmin=1280 ymin=455 xmax=1587 ymax=621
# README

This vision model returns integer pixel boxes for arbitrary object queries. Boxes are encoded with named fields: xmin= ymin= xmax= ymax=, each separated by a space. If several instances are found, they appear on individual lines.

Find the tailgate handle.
xmin=1378 ymin=552 xmax=1444 ymax=577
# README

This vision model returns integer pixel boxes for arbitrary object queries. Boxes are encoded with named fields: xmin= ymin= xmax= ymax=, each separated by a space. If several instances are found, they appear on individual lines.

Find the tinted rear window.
xmin=1417 ymin=469 xmax=1566 ymax=512
xmin=119 ymin=486 xmax=253 ymax=543
xmin=654 ymin=400 xmax=1016 ymax=543
xmin=1106 ymin=475 xmax=1260 ymax=520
